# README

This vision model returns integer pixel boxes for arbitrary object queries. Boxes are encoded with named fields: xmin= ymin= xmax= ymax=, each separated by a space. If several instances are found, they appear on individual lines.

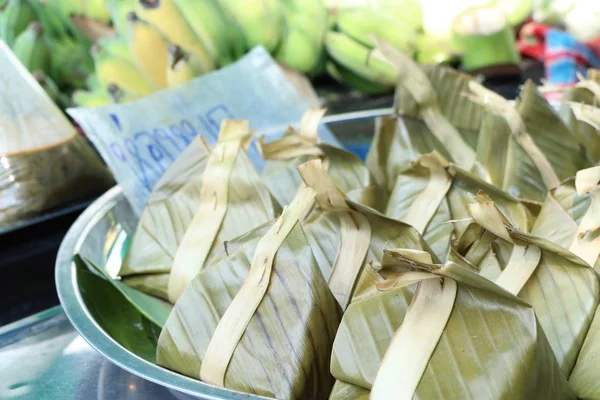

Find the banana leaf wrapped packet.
xmin=558 ymin=69 xmax=600 ymax=164
xmin=329 ymin=248 xmax=574 ymax=399
xmin=385 ymin=151 xmax=534 ymax=261
xmin=119 ymin=120 xmax=279 ymax=304
xmin=258 ymin=107 xmax=387 ymax=211
xmin=532 ymin=165 xmax=600 ymax=271
xmin=295 ymin=159 xmax=433 ymax=310
xmin=457 ymin=193 xmax=599 ymax=376
xmin=366 ymin=41 xmax=487 ymax=192
xmin=469 ymin=80 xmax=589 ymax=203
xmin=157 ymin=185 xmax=342 ymax=400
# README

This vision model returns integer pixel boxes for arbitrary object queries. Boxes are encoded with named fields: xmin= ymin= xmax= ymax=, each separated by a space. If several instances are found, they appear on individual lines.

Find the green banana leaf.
xmin=120 ymin=135 xmax=279 ymax=302
xmin=156 ymin=219 xmax=341 ymax=399
xmin=74 ymin=255 xmax=160 ymax=362
xmin=260 ymin=141 xmax=387 ymax=212
xmin=329 ymin=252 xmax=573 ymax=399
xmin=367 ymin=65 xmax=486 ymax=192
xmin=386 ymin=152 xmax=533 ymax=261
xmin=82 ymin=256 xmax=171 ymax=327
xmin=569 ymin=306 xmax=600 ymax=398
xmin=476 ymin=81 xmax=589 ymax=202
xmin=458 ymin=209 xmax=600 ymax=376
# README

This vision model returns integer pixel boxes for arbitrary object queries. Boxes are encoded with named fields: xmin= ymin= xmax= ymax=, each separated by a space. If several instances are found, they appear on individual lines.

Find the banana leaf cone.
xmin=366 ymin=40 xmax=487 ymax=192
xmin=258 ymin=107 xmax=387 ymax=212
xmin=385 ymin=151 xmax=534 ymax=261
xmin=531 ymin=165 xmax=600 ymax=272
xmin=456 ymin=193 xmax=600 ymax=376
xmin=119 ymin=120 xmax=280 ymax=304
xmin=294 ymin=159 xmax=433 ymax=310
xmin=329 ymin=248 xmax=574 ymax=399
xmin=156 ymin=185 xmax=342 ymax=399
xmin=559 ymin=69 xmax=600 ymax=164
xmin=469 ymin=80 xmax=590 ymax=203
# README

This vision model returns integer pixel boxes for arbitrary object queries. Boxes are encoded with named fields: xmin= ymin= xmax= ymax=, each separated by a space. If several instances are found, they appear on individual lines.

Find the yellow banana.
xmin=135 ymin=0 xmax=214 ymax=71
xmin=126 ymin=11 xmax=168 ymax=89
xmin=81 ymin=0 xmax=111 ymax=23
xmin=166 ymin=44 xmax=204 ymax=87
xmin=91 ymin=42 xmax=155 ymax=96
xmin=107 ymin=0 xmax=135 ymax=37
xmin=73 ymin=87 xmax=113 ymax=107
xmin=171 ymin=0 xmax=234 ymax=66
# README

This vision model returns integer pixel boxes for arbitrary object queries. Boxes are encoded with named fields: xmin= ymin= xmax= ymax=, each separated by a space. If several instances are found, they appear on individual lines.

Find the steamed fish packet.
xmin=458 ymin=193 xmax=600 ymax=376
xmin=386 ymin=151 xmax=534 ymax=261
xmin=468 ymin=80 xmax=589 ymax=203
xmin=295 ymin=159 xmax=432 ymax=310
xmin=157 ymin=186 xmax=342 ymax=400
xmin=531 ymin=165 xmax=600 ymax=272
xmin=0 ymin=41 xmax=113 ymax=226
xmin=559 ymin=69 xmax=600 ymax=163
xmin=366 ymin=40 xmax=487 ymax=192
xmin=258 ymin=107 xmax=387 ymax=212
xmin=120 ymin=119 xmax=280 ymax=303
xmin=329 ymin=248 xmax=573 ymax=400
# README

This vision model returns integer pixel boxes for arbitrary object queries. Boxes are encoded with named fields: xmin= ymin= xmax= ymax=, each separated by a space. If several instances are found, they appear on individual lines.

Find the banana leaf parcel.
xmin=258 ymin=107 xmax=386 ymax=212
xmin=385 ymin=151 xmax=534 ymax=261
xmin=558 ymin=69 xmax=600 ymax=164
xmin=569 ymin=293 xmax=600 ymax=398
xmin=468 ymin=80 xmax=589 ymax=203
xmin=119 ymin=120 xmax=279 ymax=304
xmin=366 ymin=40 xmax=487 ymax=192
xmin=531 ymin=165 xmax=600 ymax=272
xmin=458 ymin=193 xmax=600 ymax=376
xmin=295 ymin=159 xmax=432 ymax=310
xmin=156 ymin=186 xmax=342 ymax=399
xmin=329 ymin=248 xmax=574 ymax=399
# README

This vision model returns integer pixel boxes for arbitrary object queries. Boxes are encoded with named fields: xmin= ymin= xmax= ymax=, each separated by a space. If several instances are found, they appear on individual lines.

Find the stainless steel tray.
xmin=55 ymin=110 xmax=389 ymax=400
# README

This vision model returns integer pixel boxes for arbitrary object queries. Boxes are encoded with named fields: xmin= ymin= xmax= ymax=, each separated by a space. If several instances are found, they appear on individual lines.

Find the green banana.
xmin=218 ymin=0 xmax=284 ymax=54
xmin=326 ymin=60 xmax=393 ymax=94
xmin=166 ymin=44 xmax=204 ymax=87
xmin=32 ymin=70 xmax=71 ymax=108
xmin=73 ymin=87 xmax=113 ymax=107
xmin=0 ymin=0 xmax=37 ymax=46
xmin=12 ymin=22 xmax=51 ymax=73
xmin=107 ymin=0 xmax=135 ymax=37
xmin=91 ymin=41 xmax=155 ymax=96
xmin=325 ymin=31 xmax=397 ymax=86
xmin=85 ymin=74 xmax=102 ymax=91
xmin=171 ymin=0 xmax=234 ymax=66
xmin=371 ymin=0 xmax=423 ymax=32
xmin=48 ymin=36 xmax=94 ymax=89
xmin=276 ymin=0 xmax=327 ymax=75
xmin=218 ymin=3 xmax=247 ymax=60
xmin=336 ymin=9 xmax=418 ymax=56
xmin=81 ymin=0 xmax=111 ymax=23
xmin=135 ymin=0 xmax=214 ymax=72
xmin=46 ymin=0 xmax=83 ymax=18
xmin=126 ymin=11 xmax=169 ymax=89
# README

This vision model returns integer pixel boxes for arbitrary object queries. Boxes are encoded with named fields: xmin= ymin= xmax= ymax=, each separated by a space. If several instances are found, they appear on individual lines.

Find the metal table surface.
xmin=0 ymin=306 xmax=198 ymax=400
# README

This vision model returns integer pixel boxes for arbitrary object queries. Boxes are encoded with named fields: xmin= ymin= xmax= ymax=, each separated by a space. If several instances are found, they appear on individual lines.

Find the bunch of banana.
xmin=275 ymin=0 xmax=328 ymax=76
xmin=0 ymin=0 xmax=36 ymax=46
xmin=325 ymin=7 xmax=420 ymax=93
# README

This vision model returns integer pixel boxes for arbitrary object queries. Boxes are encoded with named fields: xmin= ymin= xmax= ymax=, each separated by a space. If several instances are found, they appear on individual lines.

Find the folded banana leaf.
xmin=329 ymin=248 xmax=573 ymax=399
xmin=569 ymin=303 xmax=600 ymax=398
xmin=386 ymin=152 xmax=534 ymax=261
xmin=156 ymin=186 xmax=341 ymax=399
xmin=258 ymin=107 xmax=387 ymax=212
xmin=470 ymin=80 xmax=589 ymax=203
xmin=458 ymin=194 xmax=600 ymax=376
xmin=295 ymin=159 xmax=433 ymax=310
xmin=558 ymin=70 xmax=600 ymax=163
xmin=367 ymin=41 xmax=487 ymax=192
xmin=119 ymin=120 xmax=279 ymax=303
xmin=532 ymin=165 xmax=600 ymax=272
